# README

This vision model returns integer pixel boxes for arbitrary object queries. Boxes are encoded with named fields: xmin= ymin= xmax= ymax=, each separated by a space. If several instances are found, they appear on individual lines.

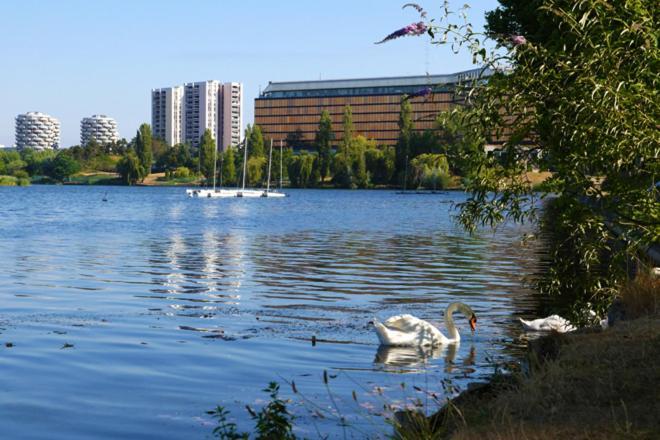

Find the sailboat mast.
xmin=212 ymin=142 xmax=218 ymax=191
xmin=242 ymin=137 xmax=248 ymax=190
xmin=279 ymin=139 xmax=283 ymax=189
xmin=267 ymin=139 xmax=273 ymax=192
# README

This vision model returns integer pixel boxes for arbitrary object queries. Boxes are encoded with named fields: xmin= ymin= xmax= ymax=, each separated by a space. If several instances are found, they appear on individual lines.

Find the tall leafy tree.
xmin=395 ymin=99 xmax=413 ymax=186
xmin=221 ymin=147 xmax=237 ymax=186
xmin=134 ymin=123 xmax=153 ymax=181
xmin=49 ymin=152 xmax=81 ymax=182
xmin=248 ymin=124 xmax=265 ymax=158
xmin=340 ymin=105 xmax=354 ymax=160
xmin=315 ymin=110 xmax=333 ymax=181
xmin=198 ymin=129 xmax=216 ymax=184
xmin=116 ymin=149 xmax=142 ymax=185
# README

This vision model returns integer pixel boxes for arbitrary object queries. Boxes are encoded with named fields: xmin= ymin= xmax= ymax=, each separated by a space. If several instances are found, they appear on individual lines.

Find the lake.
xmin=0 ymin=186 xmax=544 ymax=438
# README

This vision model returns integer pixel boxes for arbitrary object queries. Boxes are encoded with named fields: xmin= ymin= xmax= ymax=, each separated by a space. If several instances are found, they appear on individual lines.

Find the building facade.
xmin=15 ymin=112 xmax=60 ymax=150
xmin=152 ymin=86 xmax=183 ymax=146
xmin=219 ymin=82 xmax=243 ymax=149
xmin=151 ymin=80 xmax=243 ymax=150
xmin=80 ymin=114 xmax=119 ymax=146
xmin=254 ymin=68 xmax=490 ymax=147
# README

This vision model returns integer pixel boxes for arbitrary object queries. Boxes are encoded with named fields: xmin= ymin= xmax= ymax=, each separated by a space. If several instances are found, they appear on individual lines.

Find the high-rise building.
xmin=80 ymin=115 xmax=119 ymax=146
xmin=152 ymin=86 xmax=183 ymax=146
xmin=219 ymin=82 xmax=243 ymax=149
xmin=15 ymin=112 xmax=60 ymax=150
xmin=255 ymin=68 xmax=493 ymax=147
xmin=183 ymin=80 xmax=220 ymax=149
xmin=151 ymin=80 xmax=243 ymax=151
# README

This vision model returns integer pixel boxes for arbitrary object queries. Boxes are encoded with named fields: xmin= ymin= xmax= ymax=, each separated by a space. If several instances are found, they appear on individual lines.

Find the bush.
xmin=13 ymin=169 xmax=29 ymax=179
xmin=173 ymin=166 xmax=191 ymax=178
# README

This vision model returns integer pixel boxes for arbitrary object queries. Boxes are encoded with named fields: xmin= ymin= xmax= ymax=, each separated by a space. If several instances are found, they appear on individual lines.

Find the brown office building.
xmin=254 ymin=68 xmax=491 ymax=147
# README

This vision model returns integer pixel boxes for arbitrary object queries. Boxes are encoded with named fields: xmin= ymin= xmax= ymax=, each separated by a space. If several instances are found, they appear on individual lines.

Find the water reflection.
xmin=374 ymin=343 xmax=477 ymax=374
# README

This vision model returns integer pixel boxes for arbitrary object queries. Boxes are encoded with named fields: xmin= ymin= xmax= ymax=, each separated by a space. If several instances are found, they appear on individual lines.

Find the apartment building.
xmin=151 ymin=80 xmax=243 ymax=150
xmin=151 ymin=86 xmax=183 ymax=146
xmin=15 ymin=112 xmax=60 ymax=150
xmin=219 ymin=82 xmax=243 ymax=149
xmin=80 ymin=114 xmax=119 ymax=146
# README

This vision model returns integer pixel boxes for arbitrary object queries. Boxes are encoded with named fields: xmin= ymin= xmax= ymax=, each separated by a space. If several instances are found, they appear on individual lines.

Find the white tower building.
xmin=182 ymin=80 xmax=220 ymax=148
xmin=80 ymin=115 xmax=119 ymax=146
xmin=152 ymin=86 xmax=183 ymax=146
xmin=15 ymin=112 xmax=60 ymax=150
xmin=219 ymin=82 xmax=243 ymax=150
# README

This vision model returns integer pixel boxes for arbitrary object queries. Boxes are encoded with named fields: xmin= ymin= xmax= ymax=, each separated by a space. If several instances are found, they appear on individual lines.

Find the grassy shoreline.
xmin=399 ymin=273 xmax=660 ymax=439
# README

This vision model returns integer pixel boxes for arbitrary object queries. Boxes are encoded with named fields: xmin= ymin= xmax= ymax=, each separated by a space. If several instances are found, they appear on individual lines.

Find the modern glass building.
xmin=254 ymin=68 xmax=491 ymax=147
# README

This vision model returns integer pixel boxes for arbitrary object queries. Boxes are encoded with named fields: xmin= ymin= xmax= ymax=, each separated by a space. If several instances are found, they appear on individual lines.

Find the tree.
xmin=340 ymin=105 xmax=354 ymax=160
xmin=287 ymin=152 xmax=317 ymax=188
xmin=134 ymin=123 xmax=153 ymax=181
xmin=395 ymin=99 xmax=413 ymax=186
xmin=285 ymin=128 xmax=306 ymax=150
xmin=116 ymin=149 xmax=142 ymax=185
xmin=397 ymin=0 xmax=659 ymax=320
xmin=247 ymin=124 xmax=265 ymax=158
xmin=410 ymin=153 xmax=450 ymax=190
xmin=49 ymin=152 xmax=81 ymax=182
xmin=199 ymin=129 xmax=216 ymax=184
xmin=315 ymin=110 xmax=333 ymax=181
xmin=247 ymin=156 xmax=266 ymax=187
xmin=221 ymin=147 xmax=237 ymax=186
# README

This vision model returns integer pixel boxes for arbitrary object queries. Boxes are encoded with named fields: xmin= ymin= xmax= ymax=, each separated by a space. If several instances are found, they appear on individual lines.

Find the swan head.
xmin=469 ymin=314 xmax=477 ymax=332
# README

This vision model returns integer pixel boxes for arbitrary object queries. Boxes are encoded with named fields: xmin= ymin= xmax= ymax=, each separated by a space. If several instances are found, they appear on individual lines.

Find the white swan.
xmin=374 ymin=302 xmax=477 ymax=346
xmin=519 ymin=315 xmax=575 ymax=333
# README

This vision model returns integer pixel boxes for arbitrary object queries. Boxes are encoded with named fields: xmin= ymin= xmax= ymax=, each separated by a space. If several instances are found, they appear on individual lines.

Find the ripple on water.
xmin=0 ymin=187 xmax=545 ymax=439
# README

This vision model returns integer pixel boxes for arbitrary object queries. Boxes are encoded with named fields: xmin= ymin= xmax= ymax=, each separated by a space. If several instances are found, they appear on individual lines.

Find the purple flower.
xmin=375 ymin=22 xmax=428 ymax=44
xmin=510 ymin=35 xmax=527 ymax=46
xmin=402 ymin=3 xmax=427 ymax=19
xmin=405 ymin=86 xmax=433 ymax=100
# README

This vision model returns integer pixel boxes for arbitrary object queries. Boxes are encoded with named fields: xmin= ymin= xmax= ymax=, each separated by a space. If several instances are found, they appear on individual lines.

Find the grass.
xmin=429 ymin=273 xmax=660 ymax=439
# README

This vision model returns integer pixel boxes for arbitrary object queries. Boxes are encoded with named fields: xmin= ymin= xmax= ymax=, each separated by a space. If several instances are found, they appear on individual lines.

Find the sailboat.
xmin=186 ymin=139 xmax=238 ymax=198
xmin=260 ymin=139 xmax=286 ymax=198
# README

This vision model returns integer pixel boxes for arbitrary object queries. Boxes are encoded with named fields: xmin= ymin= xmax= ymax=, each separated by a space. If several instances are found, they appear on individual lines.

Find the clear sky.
xmin=0 ymin=0 xmax=498 ymax=148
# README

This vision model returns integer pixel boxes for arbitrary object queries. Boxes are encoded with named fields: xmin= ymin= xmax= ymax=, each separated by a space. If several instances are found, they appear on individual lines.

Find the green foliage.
xmin=20 ymin=148 xmax=56 ymax=176
xmin=365 ymin=146 xmax=396 ymax=185
xmin=172 ymin=167 xmax=191 ymax=178
xmin=116 ymin=149 xmax=142 ymax=185
xmin=157 ymin=143 xmax=193 ymax=172
xmin=340 ymin=105 xmax=354 ymax=159
xmin=247 ymin=124 xmax=265 ymax=158
xmin=247 ymin=156 xmax=266 ymax=187
xmin=315 ymin=110 xmax=334 ymax=180
xmin=285 ymin=128 xmax=307 ymax=150
xmin=252 ymin=382 xmax=295 ymax=440
xmin=288 ymin=151 xmax=317 ymax=188
xmin=209 ymin=382 xmax=295 ymax=440
xmin=410 ymin=154 xmax=451 ymax=190
xmin=134 ymin=123 xmax=153 ymax=180
xmin=199 ymin=129 xmax=217 ymax=184
xmin=396 ymin=99 xmax=414 ymax=186
xmin=221 ymin=147 xmax=237 ymax=186
xmin=49 ymin=152 xmax=81 ymax=182
xmin=419 ymin=0 xmax=659 ymax=316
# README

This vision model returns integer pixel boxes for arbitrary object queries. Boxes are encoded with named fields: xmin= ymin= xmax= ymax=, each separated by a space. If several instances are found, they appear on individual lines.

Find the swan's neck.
xmin=444 ymin=303 xmax=461 ymax=342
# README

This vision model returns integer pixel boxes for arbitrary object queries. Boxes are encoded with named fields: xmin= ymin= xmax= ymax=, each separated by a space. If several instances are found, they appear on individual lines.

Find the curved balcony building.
xmin=15 ymin=112 xmax=61 ymax=150
xmin=80 ymin=115 xmax=119 ymax=146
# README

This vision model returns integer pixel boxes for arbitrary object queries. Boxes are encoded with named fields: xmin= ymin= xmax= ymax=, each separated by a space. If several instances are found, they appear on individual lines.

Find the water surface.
xmin=0 ymin=186 xmax=543 ymax=438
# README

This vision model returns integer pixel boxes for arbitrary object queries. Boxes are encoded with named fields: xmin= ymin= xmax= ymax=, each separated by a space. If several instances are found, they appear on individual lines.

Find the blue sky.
xmin=0 ymin=0 xmax=498 ymax=148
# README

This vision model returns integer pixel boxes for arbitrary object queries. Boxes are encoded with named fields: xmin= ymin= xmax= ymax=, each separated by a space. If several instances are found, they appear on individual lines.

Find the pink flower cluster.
xmin=510 ymin=35 xmax=527 ymax=46
xmin=375 ymin=21 xmax=427 ymax=44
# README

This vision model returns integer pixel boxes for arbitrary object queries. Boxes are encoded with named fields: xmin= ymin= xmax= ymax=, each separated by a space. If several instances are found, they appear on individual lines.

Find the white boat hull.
xmin=187 ymin=188 xmax=287 ymax=198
